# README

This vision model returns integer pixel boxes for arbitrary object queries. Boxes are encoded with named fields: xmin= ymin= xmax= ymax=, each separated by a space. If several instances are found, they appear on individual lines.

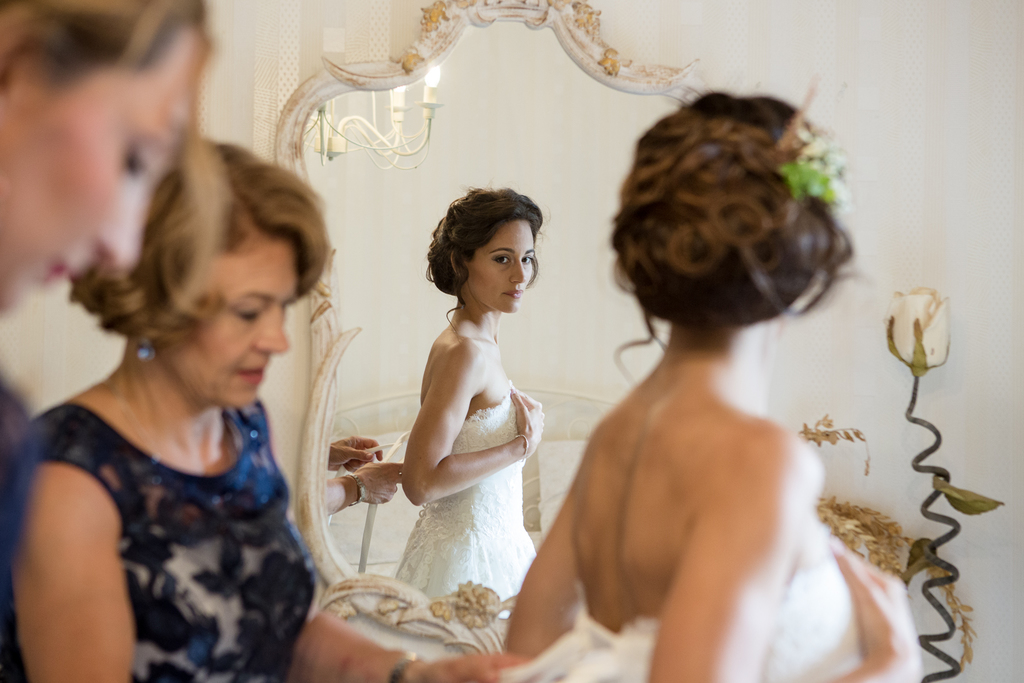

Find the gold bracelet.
xmin=514 ymin=433 xmax=530 ymax=456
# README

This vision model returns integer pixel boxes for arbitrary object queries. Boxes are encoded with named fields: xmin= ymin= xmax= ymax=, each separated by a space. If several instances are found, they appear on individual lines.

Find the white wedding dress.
xmin=501 ymin=524 xmax=862 ymax=683
xmin=395 ymin=394 xmax=536 ymax=600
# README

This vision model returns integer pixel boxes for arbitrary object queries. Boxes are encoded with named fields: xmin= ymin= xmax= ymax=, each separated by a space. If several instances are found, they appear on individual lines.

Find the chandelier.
xmin=307 ymin=66 xmax=443 ymax=170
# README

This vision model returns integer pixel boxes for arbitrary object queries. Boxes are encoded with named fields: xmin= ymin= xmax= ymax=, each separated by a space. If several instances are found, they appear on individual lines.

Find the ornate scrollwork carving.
xmin=400 ymin=51 xmax=424 ymax=74
xmin=598 ymin=47 xmax=621 ymax=76
xmin=452 ymin=582 xmax=501 ymax=628
xmin=421 ymin=1 xmax=451 ymax=33
xmin=572 ymin=2 xmax=601 ymax=39
xmin=322 ymin=575 xmax=514 ymax=654
xmin=276 ymin=0 xmax=702 ymax=153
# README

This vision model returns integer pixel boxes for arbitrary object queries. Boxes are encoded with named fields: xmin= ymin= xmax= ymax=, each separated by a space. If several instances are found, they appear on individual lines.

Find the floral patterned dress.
xmin=0 ymin=402 xmax=315 ymax=683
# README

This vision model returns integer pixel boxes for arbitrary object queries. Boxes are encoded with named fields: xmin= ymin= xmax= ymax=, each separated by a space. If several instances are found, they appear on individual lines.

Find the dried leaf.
xmin=902 ymin=538 xmax=933 ymax=584
xmin=932 ymin=477 xmax=1005 ymax=515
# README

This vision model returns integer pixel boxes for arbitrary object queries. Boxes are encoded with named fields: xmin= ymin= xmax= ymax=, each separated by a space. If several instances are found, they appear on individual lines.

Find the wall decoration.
xmin=885 ymin=288 xmax=1003 ymax=681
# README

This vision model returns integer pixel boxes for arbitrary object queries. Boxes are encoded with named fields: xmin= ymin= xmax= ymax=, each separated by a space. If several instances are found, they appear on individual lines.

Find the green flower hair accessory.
xmin=779 ymin=125 xmax=852 ymax=214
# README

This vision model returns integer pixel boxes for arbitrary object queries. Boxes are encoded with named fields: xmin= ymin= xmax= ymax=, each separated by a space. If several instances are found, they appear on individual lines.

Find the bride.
xmin=505 ymin=93 xmax=922 ymax=683
xmin=395 ymin=188 xmax=546 ymax=600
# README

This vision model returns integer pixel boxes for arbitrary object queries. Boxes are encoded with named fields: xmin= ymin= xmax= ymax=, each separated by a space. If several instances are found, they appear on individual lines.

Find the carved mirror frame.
xmin=274 ymin=0 xmax=702 ymax=651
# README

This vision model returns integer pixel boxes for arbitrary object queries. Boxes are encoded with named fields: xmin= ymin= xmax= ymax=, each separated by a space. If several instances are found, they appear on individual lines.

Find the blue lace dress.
xmin=0 ymin=402 xmax=315 ymax=683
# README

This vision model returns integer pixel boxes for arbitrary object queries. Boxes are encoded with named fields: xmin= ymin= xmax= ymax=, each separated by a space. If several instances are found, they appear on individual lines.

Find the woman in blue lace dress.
xmin=1 ymin=144 xmax=519 ymax=683
xmin=0 ymin=0 xmax=215 ymax=629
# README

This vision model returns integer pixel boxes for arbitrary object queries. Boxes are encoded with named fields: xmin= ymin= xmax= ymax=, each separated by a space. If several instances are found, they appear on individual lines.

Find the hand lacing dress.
xmin=395 ymin=394 xmax=536 ymax=600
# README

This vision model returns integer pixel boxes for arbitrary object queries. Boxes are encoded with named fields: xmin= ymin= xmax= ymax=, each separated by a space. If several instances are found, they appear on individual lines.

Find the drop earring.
xmin=137 ymin=338 xmax=155 ymax=362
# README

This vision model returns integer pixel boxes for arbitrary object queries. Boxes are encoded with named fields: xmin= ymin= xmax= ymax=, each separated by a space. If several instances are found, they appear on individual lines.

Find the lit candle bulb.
xmin=423 ymin=66 xmax=441 ymax=104
xmin=393 ymin=85 xmax=406 ymax=109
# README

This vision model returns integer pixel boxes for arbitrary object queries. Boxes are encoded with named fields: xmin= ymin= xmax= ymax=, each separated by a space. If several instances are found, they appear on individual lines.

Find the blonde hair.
xmin=0 ymin=0 xmax=225 ymax=310
xmin=72 ymin=143 xmax=330 ymax=347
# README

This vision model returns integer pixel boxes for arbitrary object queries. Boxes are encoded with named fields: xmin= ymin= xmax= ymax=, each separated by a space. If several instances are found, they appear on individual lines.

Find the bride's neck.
xmin=657 ymin=321 xmax=782 ymax=416
xmin=452 ymin=306 xmax=501 ymax=343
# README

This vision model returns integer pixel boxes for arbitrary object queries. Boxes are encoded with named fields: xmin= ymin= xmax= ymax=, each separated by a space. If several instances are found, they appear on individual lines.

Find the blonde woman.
xmin=3 ymin=145 xmax=519 ymax=683
xmin=0 ymin=0 xmax=215 ymax=630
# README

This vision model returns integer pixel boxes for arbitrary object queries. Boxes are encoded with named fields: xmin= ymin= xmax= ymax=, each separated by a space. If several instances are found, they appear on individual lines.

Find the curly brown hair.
xmin=612 ymin=93 xmax=852 ymax=329
xmin=426 ymin=188 xmax=543 ymax=307
xmin=71 ymin=143 xmax=329 ymax=348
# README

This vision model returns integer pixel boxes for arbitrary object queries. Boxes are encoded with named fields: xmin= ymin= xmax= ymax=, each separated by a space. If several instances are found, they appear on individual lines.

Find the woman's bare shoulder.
xmin=649 ymin=409 xmax=823 ymax=504
xmin=705 ymin=416 xmax=823 ymax=509
xmin=426 ymin=332 xmax=487 ymax=376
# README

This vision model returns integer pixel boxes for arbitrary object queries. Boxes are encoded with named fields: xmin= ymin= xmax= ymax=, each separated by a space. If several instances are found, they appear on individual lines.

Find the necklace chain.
xmin=105 ymin=377 xmax=162 ymax=464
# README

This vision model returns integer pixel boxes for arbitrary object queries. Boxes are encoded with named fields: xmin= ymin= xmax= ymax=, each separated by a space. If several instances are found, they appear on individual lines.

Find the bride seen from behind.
xmin=505 ymin=93 xmax=922 ymax=683
xmin=395 ymin=189 xmax=546 ymax=600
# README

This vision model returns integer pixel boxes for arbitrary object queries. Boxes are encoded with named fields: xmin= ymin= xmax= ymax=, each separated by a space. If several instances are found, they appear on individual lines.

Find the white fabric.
xmin=501 ymin=543 xmax=861 ymax=683
xmin=395 ymin=394 xmax=536 ymax=600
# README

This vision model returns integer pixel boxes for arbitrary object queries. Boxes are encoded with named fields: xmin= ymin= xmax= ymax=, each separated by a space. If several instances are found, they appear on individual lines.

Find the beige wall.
xmin=0 ymin=1 xmax=1020 ymax=679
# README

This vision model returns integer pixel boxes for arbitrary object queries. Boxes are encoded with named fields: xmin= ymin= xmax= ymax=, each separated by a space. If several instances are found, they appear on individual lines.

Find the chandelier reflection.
xmin=307 ymin=66 xmax=443 ymax=170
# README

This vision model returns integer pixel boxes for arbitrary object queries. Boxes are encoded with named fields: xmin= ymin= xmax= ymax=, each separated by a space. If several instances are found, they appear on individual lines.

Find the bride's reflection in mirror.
xmin=303 ymin=23 xmax=677 ymax=587
xmin=395 ymin=189 xmax=545 ymax=599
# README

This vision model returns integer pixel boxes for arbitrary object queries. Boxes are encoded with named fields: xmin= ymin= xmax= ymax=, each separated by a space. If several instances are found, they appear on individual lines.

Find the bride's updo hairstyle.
xmin=427 ymin=188 xmax=543 ymax=306
xmin=612 ymin=92 xmax=852 ymax=329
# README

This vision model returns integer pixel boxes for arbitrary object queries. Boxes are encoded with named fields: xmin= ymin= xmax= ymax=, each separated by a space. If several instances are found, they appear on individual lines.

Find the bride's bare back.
xmin=507 ymin=338 xmax=829 ymax=681
xmin=572 ymin=373 xmax=825 ymax=632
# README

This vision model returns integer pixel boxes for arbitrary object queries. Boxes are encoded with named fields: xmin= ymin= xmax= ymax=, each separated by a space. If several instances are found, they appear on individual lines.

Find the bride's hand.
xmin=831 ymin=539 xmax=923 ymax=683
xmin=511 ymin=387 xmax=544 ymax=459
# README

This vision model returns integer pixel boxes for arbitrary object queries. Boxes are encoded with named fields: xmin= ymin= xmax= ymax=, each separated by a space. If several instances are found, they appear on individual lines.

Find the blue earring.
xmin=137 ymin=338 xmax=155 ymax=362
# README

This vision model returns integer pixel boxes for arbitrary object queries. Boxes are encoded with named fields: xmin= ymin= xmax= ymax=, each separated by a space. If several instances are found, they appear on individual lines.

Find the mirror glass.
xmin=303 ymin=22 xmax=677 ymax=592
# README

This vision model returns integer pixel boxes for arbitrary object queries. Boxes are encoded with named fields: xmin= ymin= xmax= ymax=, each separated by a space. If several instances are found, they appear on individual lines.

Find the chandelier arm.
xmin=337 ymin=116 xmax=403 ymax=148
xmin=388 ymin=120 xmax=430 ymax=156
xmin=336 ymin=118 xmax=431 ymax=155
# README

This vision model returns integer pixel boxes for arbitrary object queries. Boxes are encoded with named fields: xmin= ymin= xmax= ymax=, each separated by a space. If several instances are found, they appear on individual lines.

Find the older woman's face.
xmin=0 ymin=29 xmax=203 ymax=310
xmin=163 ymin=230 xmax=298 ymax=409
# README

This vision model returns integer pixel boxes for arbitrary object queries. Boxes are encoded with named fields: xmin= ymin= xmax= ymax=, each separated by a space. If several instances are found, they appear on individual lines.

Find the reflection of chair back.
xmin=356 ymin=433 xmax=410 ymax=573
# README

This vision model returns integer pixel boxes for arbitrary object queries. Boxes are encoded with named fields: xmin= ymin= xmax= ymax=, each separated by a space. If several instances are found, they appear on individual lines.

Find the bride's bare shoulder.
xmin=426 ymin=332 xmax=487 ymax=373
xmin=691 ymin=415 xmax=823 ymax=509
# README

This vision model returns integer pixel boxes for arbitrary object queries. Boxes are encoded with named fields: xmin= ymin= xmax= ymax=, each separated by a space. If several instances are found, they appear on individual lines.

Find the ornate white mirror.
xmin=275 ymin=0 xmax=700 ymax=655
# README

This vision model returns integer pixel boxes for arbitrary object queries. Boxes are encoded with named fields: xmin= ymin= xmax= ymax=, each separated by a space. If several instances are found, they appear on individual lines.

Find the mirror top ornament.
xmin=275 ymin=0 xmax=703 ymax=177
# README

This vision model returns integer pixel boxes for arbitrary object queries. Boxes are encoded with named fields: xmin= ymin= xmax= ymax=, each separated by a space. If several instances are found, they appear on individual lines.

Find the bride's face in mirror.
xmin=462 ymin=220 xmax=536 ymax=315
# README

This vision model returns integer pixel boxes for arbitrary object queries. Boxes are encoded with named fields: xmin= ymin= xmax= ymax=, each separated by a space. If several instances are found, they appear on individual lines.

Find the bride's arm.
xmin=402 ymin=342 xmax=542 ymax=506
xmin=505 ymin=487 xmax=582 ymax=655
xmin=651 ymin=428 xmax=821 ymax=683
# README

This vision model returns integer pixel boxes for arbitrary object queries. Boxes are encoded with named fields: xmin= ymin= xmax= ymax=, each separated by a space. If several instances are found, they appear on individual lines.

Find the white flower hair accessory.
xmin=779 ymin=124 xmax=853 ymax=214
xmin=777 ymin=78 xmax=853 ymax=214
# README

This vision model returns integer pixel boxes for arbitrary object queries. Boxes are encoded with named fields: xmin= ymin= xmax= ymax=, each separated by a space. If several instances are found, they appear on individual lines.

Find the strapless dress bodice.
xmin=395 ymin=394 xmax=536 ymax=600
xmin=501 ymin=533 xmax=861 ymax=683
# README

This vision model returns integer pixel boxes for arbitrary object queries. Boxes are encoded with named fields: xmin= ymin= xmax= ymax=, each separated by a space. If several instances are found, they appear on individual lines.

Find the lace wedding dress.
xmin=501 ymin=524 xmax=861 ymax=683
xmin=395 ymin=394 xmax=536 ymax=600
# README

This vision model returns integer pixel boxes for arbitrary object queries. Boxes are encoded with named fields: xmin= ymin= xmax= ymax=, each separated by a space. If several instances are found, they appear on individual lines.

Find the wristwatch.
xmin=345 ymin=473 xmax=367 ymax=505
